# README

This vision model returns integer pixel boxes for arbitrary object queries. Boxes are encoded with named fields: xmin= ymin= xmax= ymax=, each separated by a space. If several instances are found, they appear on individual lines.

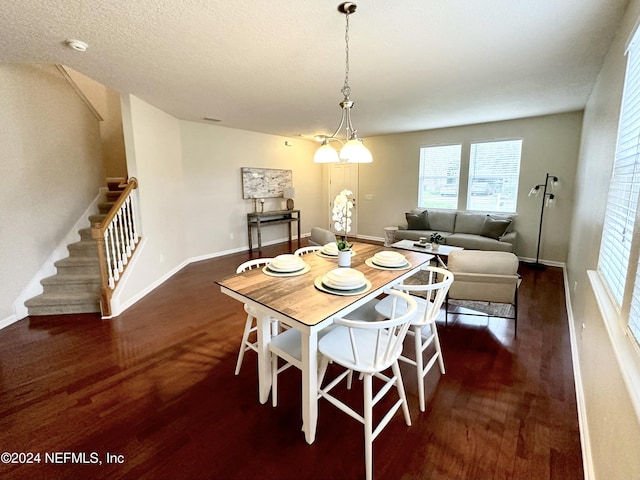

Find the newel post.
xmin=91 ymin=224 xmax=113 ymax=317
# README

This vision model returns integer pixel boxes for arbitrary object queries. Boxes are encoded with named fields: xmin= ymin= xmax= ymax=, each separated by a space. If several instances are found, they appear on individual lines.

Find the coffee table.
xmin=391 ymin=239 xmax=463 ymax=266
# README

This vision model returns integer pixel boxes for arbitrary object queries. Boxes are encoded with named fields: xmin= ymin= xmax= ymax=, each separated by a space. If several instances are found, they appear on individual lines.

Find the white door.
xmin=329 ymin=163 xmax=358 ymax=237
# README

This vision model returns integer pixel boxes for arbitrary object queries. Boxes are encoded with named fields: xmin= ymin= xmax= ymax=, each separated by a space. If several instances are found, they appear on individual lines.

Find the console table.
xmin=247 ymin=209 xmax=301 ymax=252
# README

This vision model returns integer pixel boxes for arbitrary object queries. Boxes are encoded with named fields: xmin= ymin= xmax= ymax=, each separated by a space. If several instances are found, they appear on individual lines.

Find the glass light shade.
xmin=314 ymin=143 xmax=339 ymax=163
xmin=546 ymin=195 xmax=555 ymax=207
xmin=528 ymin=186 xmax=540 ymax=197
xmin=339 ymin=139 xmax=372 ymax=163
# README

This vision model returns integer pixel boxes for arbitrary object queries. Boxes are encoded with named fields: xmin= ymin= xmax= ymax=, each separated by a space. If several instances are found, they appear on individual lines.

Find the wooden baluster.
xmin=115 ymin=208 xmax=124 ymax=272
xmin=92 ymin=177 xmax=140 ymax=317
xmin=103 ymin=228 xmax=115 ymax=289
xmin=117 ymin=206 xmax=128 ymax=267
xmin=123 ymin=196 xmax=133 ymax=257
xmin=108 ymin=223 xmax=120 ymax=282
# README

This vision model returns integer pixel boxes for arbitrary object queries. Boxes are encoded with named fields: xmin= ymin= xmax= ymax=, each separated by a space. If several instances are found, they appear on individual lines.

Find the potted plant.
xmin=430 ymin=232 xmax=443 ymax=251
xmin=332 ymin=189 xmax=354 ymax=266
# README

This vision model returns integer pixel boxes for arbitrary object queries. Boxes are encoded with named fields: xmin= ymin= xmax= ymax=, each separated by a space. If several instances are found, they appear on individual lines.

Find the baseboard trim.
xmin=518 ymin=256 xmax=566 ymax=268
xmin=563 ymin=267 xmax=595 ymax=480
xmin=106 ymin=233 xmax=311 ymax=319
xmin=0 ymin=314 xmax=19 ymax=331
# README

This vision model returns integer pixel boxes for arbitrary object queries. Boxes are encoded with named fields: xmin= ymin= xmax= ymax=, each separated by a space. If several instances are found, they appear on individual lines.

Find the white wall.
xmin=113 ymin=95 xmax=322 ymax=313
xmin=65 ymin=67 xmax=127 ymax=179
xmin=114 ymin=95 xmax=187 ymax=306
xmin=567 ymin=0 xmax=640 ymax=477
xmin=179 ymin=121 xmax=322 ymax=257
xmin=358 ymin=112 xmax=583 ymax=263
xmin=0 ymin=64 xmax=103 ymax=321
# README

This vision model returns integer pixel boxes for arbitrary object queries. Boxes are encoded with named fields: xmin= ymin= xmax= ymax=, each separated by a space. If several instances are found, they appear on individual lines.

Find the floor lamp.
xmin=528 ymin=173 xmax=559 ymax=269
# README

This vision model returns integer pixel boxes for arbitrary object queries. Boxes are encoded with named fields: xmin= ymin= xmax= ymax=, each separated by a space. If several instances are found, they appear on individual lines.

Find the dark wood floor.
xmin=0 ymin=240 xmax=583 ymax=480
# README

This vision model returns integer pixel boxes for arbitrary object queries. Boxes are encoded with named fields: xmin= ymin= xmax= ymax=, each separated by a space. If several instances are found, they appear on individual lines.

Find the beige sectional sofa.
xmin=395 ymin=208 xmax=517 ymax=253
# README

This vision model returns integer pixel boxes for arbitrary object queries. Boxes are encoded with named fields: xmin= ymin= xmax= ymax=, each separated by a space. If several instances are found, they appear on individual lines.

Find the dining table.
xmin=216 ymin=241 xmax=433 ymax=444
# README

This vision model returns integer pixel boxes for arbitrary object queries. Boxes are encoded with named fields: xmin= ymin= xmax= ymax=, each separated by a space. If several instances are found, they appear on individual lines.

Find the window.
xmin=418 ymin=144 xmax=461 ymax=209
xmin=598 ymin=26 xmax=640 ymax=347
xmin=467 ymin=139 xmax=522 ymax=213
xmin=418 ymin=140 xmax=522 ymax=212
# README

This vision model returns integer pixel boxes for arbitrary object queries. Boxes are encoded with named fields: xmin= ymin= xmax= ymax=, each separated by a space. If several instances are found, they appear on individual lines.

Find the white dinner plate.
xmin=262 ymin=263 xmax=311 ymax=277
xmin=269 ymin=254 xmax=305 ymax=272
xmin=325 ymin=268 xmax=365 ymax=285
xmin=314 ymin=276 xmax=372 ymax=296
xmin=365 ymin=257 xmax=411 ymax=271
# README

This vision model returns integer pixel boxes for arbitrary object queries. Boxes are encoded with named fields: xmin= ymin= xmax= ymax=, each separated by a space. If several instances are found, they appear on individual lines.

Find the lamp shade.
xmin=340 ymin=139 xmax=372 ymax=163
xmin=314 ymin=143 xmax=340 ymax=163
xmin=283 ymin=187 xmax=296 ymax=199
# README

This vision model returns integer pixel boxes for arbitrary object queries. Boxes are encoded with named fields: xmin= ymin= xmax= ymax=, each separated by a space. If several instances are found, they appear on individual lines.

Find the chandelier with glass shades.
xmin=314 ymin=2 xmax=373 ymax=164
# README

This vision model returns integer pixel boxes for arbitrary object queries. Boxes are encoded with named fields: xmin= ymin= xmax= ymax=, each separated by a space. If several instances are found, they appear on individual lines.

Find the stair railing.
xmin=91 ymin=177 xmax=140 ymax=317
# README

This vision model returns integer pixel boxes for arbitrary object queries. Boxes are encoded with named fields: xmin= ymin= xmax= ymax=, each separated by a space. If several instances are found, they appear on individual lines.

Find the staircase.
xmin=24 ymin=179 xmax=126 ymax=316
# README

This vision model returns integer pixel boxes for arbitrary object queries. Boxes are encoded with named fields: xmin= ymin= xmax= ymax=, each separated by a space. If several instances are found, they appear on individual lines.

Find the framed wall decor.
xmin=241 ymin=167 xmax=292 ymax=199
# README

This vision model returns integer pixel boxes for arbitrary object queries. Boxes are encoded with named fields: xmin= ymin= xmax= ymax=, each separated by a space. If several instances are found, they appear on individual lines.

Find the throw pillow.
xmin=428 ymin=210 xmax=456 ymax=232
xmin=405 ymin=210 xmax=429 ymax=230
xmin=480 ymin=215 xmax=512 ymax=240
xmin=454 ymin=212 xmax=485 ymax=234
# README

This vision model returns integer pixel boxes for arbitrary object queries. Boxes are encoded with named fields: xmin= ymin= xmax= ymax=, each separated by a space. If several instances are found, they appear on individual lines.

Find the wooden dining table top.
xmin=217 ymin=242 xmax=433 ymax=327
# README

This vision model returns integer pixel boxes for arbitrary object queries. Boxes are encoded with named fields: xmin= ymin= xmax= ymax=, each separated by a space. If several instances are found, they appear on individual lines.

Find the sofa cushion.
xmin=405 ymin=210 xmax=429 ymax=230
xmin=480 ymin=215 xmax=512 ymax=240
xmin=454 ymin=212 xmax=485 ymax=234
xmin=395 ymin=229 xmax=452 ymax=242
xmin=446 ymin=233 xmax=514 ymax=252
xmin=428 ymin=210 xmax=456 ymax=232
xmin=448 ymin=250 xmax=519 ymax=275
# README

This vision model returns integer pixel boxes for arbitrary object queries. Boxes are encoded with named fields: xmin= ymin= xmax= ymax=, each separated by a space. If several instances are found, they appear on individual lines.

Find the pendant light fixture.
xmin=314 ymin=2 xmax=372 ymax=164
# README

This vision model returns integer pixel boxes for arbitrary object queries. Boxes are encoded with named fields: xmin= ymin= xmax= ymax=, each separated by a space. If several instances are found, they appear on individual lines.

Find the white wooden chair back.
xmin=236 ymin=258 xmax=273 ymax=274
xmin=392 ymin=266 xmax=454 ymax=327
xmin=334 ymin=290 xmax=417 ymax=371
xmin=294 ymin=246 xmax=322 ymax=256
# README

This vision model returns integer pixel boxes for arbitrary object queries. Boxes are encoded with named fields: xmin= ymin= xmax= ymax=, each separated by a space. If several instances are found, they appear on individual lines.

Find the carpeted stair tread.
xmin=25 ymin=291 xmax=101 ymax=315
xmin=25 ymin=181 xmax=129 ymax=316
xmin=106 ymin=177 xmax=126 ymax=190
xmin=89 ymin=213 xmax=107 ymax=225
xmin=25 ymin=291 xmax=99 ymax=306
xmin=40 ymin=273 xmax=101 ymax=295
xmin=106 ymin=191 xmax=123 ymax=201
xmin=68 ymin=240 xmax=99 ymax=255
xmin=42 ymin=273 xmax=100 ymax=284
xmin=55 ymin=256 xmax=100 ymax=267
xmin=98 ymin=201 xmax=116 ymax=214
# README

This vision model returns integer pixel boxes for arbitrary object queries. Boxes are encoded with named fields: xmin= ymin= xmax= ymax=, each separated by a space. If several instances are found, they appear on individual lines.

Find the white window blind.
xmin=598 ymin=27 xmax=640 ymax=346
xmin=418 ymin=144 xmax=461 ymax=209
xmin=467 ymin=139 xmax=522 ymax=213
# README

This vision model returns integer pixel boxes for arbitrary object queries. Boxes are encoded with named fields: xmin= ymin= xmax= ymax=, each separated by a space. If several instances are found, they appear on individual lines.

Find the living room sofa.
xmin=395 ymin=209 xmax=517 ymax=253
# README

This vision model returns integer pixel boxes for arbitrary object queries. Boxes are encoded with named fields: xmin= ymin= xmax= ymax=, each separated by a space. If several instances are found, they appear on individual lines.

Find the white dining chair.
xmin=234 ymin=258 xmax=276 ymax=375
xmin=317 ymin=289 xmax=418 ymax=480
xmin=294 ymin=245 xmax=323 ymax=256
xmin=268 ymin=320 xmax=340 ymax=407
xmin=374 ymin=266 xmax=454 ymax=412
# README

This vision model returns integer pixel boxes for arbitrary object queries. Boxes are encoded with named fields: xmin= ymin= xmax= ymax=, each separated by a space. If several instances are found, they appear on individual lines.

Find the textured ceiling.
xmin=0 ymin=0 xmax=630 ymax=139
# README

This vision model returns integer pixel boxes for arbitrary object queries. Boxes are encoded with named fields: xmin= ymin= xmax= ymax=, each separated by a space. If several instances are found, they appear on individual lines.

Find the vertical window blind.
xmin=418 ymin=144 xmax=461 ymax=209
xmin=468 ymin=139 xmax=522 ymax=213
xmin=598 ymin=27 xmax=640 ymax=346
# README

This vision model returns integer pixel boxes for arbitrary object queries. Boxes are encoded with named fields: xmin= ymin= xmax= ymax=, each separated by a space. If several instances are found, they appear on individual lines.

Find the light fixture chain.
xmin=341 ymin=11 xmax=351 ymax=99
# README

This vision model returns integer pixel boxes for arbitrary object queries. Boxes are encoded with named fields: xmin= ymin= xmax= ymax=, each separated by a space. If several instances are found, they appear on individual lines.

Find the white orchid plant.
xmin=332 ymin=189 xmax=354 ymax=251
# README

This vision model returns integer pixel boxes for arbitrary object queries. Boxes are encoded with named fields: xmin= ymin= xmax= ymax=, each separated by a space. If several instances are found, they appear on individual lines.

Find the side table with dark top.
xmin=247 ymin=209 xmax=301 ymax=252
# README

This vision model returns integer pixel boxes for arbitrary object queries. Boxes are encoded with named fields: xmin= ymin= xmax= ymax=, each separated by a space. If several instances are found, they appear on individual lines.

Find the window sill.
xmin=588 ymin=270 xmax=640 ymax=422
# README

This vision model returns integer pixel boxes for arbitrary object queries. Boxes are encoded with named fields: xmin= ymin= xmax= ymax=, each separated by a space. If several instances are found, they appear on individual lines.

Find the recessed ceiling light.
xmin=65 ymin=39 xmax=88 ymax=52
